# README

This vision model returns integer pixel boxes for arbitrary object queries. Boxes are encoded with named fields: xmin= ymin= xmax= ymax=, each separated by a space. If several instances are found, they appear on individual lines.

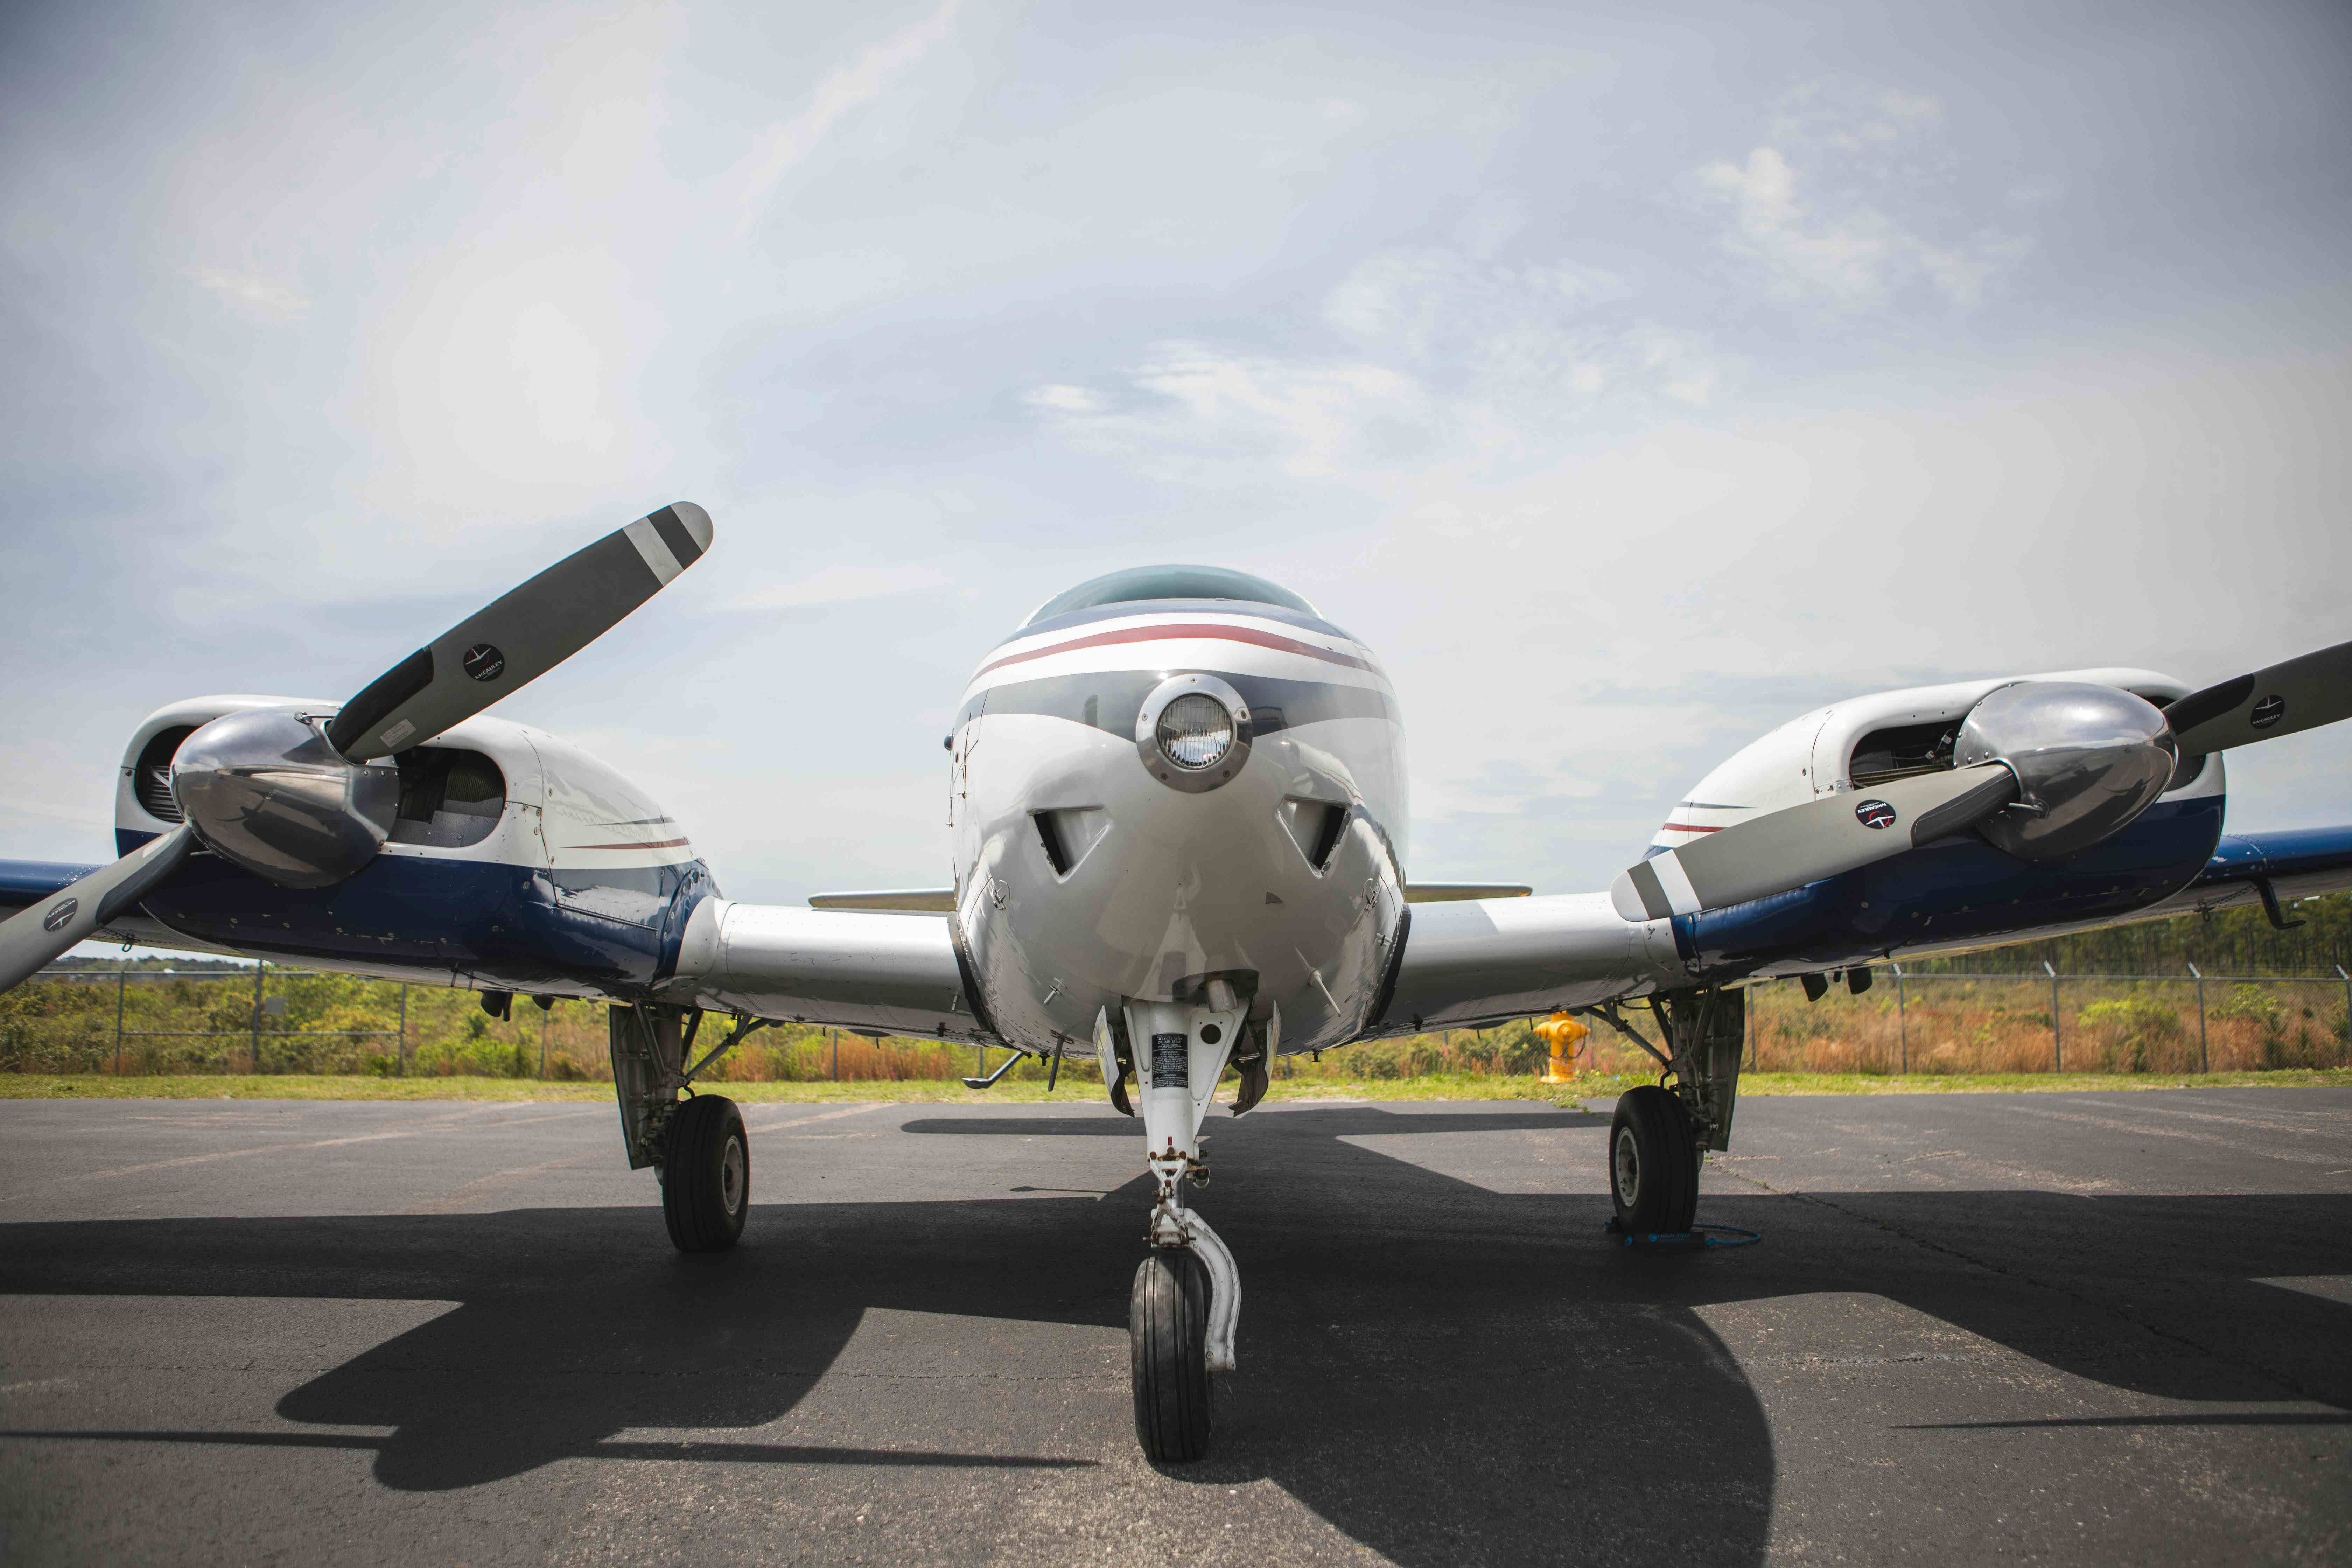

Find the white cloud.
xmin=1695 ymin=86 xmax=2032 ymax=311
xmin=1024 ymin=384 xmax=1104 ymax=414
xmin=1030 ymin=247 xmax=1723 ymax=483
xmin=728 ymin=0 xmax=964 ymax=238
xmin=185 ymin=266 xmax=308 ymax=321
xmin=1029 ymin=343 xmax=1441 ymax=484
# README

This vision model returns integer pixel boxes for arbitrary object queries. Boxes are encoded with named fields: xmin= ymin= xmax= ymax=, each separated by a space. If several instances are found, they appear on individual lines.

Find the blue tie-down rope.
xmin=1604 ymin=1216 xmax=1761 ymax=1249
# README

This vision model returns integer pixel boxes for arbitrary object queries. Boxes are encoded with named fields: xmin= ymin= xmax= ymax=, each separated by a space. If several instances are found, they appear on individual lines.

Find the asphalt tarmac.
xmin=1 ymin=1087 xmax=2348 ymax=1566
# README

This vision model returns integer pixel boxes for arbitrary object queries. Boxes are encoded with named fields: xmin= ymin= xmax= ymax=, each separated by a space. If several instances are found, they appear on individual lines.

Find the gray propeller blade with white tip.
xmin=2162 ymin=637 xmax=2352 ymax=756
xmin=0 ymin=825 xmax=195 ymax=992
xmin=325 ymin=502 xmax=714 ymax=760
xmin=1610 ymin=763 xmax=2017 ymax=922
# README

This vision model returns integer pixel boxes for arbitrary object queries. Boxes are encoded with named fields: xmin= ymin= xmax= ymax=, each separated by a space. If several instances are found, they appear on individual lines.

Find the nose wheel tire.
xmin=1610 ymin=1084 xmax=1700 ymax=1238
xmin=1130 ymin=1248 xmax=1213 ymax=1462
xmin=662 ymin=1094 xmax=749 ymax=1253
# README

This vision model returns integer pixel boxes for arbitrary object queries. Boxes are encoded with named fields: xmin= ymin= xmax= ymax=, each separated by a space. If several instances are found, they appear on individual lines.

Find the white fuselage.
xmin=949 ymin=603 xmax=1409 ymax=1056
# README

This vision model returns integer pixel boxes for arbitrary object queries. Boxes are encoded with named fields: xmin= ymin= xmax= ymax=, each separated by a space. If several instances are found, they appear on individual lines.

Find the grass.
xmin=5 ymin=1067 xmax=2350 ymax=1103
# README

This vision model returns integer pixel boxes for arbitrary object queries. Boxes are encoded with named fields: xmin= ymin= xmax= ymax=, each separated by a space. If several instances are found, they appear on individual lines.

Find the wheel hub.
xmin=1613 ymin=1125 xmax=1641 ymax=1206
xmin=721 ymin=1136 xmax=746 ymax=1214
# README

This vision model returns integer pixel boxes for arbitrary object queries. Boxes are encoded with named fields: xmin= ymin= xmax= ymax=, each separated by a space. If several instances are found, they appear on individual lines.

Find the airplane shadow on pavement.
xmin=2 ymin=1104 xmax=2348 ymax=1567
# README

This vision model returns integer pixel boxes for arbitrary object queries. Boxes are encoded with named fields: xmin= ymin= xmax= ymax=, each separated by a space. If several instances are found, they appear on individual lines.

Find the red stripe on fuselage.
xmin=1658 ymin=823 xmax=1723 ymax=834
xmin=975 ymin=621 xmax=1374 ymax=681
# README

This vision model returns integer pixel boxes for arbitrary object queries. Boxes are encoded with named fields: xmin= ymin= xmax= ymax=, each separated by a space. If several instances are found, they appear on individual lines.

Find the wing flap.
xmin=807 ymin=889 xmax=958 ymax=913
xmin=1404 ymin=883 xmax=1533 ymax=903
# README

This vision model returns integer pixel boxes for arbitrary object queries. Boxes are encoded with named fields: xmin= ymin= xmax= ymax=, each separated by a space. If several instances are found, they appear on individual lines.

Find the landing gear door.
xmin=608 ymin=1003 xmax=685 ymax=1169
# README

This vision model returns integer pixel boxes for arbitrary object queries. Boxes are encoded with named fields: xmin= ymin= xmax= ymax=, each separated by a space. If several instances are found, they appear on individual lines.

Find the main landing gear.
xmin=663 ymin=1094 xmax=749 ymax=1252
xmin=1099 ymin=986 xmax=1252 ymax=1462
xmin=1593 ymin=986 xmax=1746 ymax=1241
xmin=610 ymin=1002 xmax=754 ymax=1254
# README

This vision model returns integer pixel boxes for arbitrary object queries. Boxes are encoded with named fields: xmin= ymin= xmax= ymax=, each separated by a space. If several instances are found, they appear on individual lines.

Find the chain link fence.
xmin=1745 ymin=966 xmax=2352 ymax=1076
xmin=5 ymin=961 xmax=2349 ymax=1082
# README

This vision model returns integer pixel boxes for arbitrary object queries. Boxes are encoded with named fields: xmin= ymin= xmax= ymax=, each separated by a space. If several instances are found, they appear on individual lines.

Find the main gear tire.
xmin=1610 ymin=1084 xmax=1700 ymax=1238
xmin=1130 ymin=1248 xmax=1213 ymax=1462
xmin=662 ymin=1094 xmax=749 ymax=1253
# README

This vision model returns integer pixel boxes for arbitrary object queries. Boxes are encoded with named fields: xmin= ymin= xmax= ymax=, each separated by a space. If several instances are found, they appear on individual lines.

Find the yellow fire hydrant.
xmin=1535 ymin=1011 xmax=1588 ymax=1082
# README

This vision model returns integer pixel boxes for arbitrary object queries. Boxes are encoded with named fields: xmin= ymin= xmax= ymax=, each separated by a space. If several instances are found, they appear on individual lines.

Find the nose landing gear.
xmin=1119 ymin=991 xmax=1246 ymax=1461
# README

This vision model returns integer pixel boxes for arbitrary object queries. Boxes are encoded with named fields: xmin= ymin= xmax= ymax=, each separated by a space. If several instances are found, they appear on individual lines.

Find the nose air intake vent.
xmin=1035 ymin=811 xmax=1071 ymax=875
xmin=1280 ymin=798 xmax=1350 ymax=872
xmin=1033 ymin=806 xmax=1111 ymax=878
xmin=133 ymin=725 xmax=198 ymax=822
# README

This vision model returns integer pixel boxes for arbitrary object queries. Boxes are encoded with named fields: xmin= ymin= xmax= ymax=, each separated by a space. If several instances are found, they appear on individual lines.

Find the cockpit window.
xmin=1022 ymin=565 xmax=1317 ymax=627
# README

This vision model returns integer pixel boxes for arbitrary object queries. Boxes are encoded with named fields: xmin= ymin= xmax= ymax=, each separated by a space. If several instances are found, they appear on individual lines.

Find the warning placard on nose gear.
xmin=1150 ymin=1032 xmax=1189 ymax=1088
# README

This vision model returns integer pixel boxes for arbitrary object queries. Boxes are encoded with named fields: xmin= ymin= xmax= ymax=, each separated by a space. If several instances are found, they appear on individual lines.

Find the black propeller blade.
xmin=2162 ymin=638 xmax=2352 ymax=756
xmin=327 ymin=502 xmax=713 ymax=761
xmin=1609 ymin=763 xmax=2016 ymax=922
xmin=0 ymin=826 xmax=195 ymax=992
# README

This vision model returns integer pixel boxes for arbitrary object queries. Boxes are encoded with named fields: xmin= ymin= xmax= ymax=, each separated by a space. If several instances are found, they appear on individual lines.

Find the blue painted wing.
xmin=0 ymin=859 xmax=104 ymax=916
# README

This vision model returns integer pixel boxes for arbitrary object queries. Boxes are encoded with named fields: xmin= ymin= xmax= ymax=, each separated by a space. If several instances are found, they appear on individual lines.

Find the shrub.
xmin=2076 ymin=995 xmax=2183 ymax=1071
xmin=2217 ymin=985 xmax=2284 ymax=1033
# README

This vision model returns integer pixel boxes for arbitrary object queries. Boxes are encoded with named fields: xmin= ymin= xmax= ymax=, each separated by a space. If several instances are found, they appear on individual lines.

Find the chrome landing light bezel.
xmin=1136 ymin=673 xmax=1253 ymax=794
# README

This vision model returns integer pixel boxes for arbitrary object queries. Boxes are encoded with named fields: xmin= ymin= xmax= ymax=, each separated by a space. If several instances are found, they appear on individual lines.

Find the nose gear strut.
xmin=1120 ymin=988 xmax=1246 ymax=1462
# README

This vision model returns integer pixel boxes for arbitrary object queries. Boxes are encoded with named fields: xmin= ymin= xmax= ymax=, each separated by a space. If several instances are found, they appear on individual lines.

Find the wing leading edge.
xmin=1370 ymin=892 xmax=1687 ymax=1035
xmin=664 ymin=898 xmax=996 ymax=1043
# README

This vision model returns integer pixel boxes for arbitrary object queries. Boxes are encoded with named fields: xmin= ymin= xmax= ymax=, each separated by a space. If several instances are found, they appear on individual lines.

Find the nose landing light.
xmin=1137 ymin=674 xmax=1253 ymax=792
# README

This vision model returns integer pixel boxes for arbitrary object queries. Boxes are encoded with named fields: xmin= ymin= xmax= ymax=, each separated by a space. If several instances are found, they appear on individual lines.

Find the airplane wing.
xmin=2148 ymin=825 xmax=2352 ymax=915
xmin=1371 ymin=892 xmax=1686 ymax=1035
xmin=662 ymin=897 xmax=995 ymax=1043
xmin=0 ymin=859 xmax=99 ymax=915
xmin=0 ymin=856 xmax=218 ymax=954
xmin=1371 ymin=823 xmax=2352 ymax=1037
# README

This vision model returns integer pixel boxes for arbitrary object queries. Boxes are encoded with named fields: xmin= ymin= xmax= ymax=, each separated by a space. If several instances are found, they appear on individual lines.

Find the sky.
xmin=3 ymin=0 xmax=2349 ymax=924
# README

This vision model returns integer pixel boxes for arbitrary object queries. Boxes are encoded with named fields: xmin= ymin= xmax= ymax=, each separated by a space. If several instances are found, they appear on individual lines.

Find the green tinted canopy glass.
xmin=1024 ymin=565 xmax=1317 ymax=626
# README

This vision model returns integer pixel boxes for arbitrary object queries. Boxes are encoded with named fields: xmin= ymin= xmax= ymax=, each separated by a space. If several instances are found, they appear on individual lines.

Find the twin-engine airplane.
xmin=5 ymin=504 xmax=2350 ymax=1461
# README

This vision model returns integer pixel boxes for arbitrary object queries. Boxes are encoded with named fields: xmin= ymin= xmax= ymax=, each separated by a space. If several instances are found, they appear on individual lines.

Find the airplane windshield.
xmin=1022 ymin=565 xmax=1317 ymax=626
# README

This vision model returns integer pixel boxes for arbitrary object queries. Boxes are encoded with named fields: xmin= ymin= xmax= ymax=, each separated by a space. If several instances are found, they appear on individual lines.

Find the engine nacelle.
xmin=171 ymin=708 xmax=399 ymax=889
xmin=1952 ymin=682 xmax=2178 ymax=862
xmin=1652 ymin=664 xmax=2217 ymax=863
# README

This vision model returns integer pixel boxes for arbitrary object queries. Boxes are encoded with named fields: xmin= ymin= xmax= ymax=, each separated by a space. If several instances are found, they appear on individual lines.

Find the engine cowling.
xmin=170 ymin=708 xmax=399 ymax=889
xmin=1952 ymin=681 xmax=2177 ymax=861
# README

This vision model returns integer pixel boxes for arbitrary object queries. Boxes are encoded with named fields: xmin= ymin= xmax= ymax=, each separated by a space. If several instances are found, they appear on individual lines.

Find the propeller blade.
xmin=1610 ymin=763 xmax=2017 ymax=922
xmin=2162 ymin=638 xmax=2352 ymax=755
xmin=325 ymin=502 xmax=714 ymax=760
xmin=0 ymin=825 xmax=195 ymax=992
